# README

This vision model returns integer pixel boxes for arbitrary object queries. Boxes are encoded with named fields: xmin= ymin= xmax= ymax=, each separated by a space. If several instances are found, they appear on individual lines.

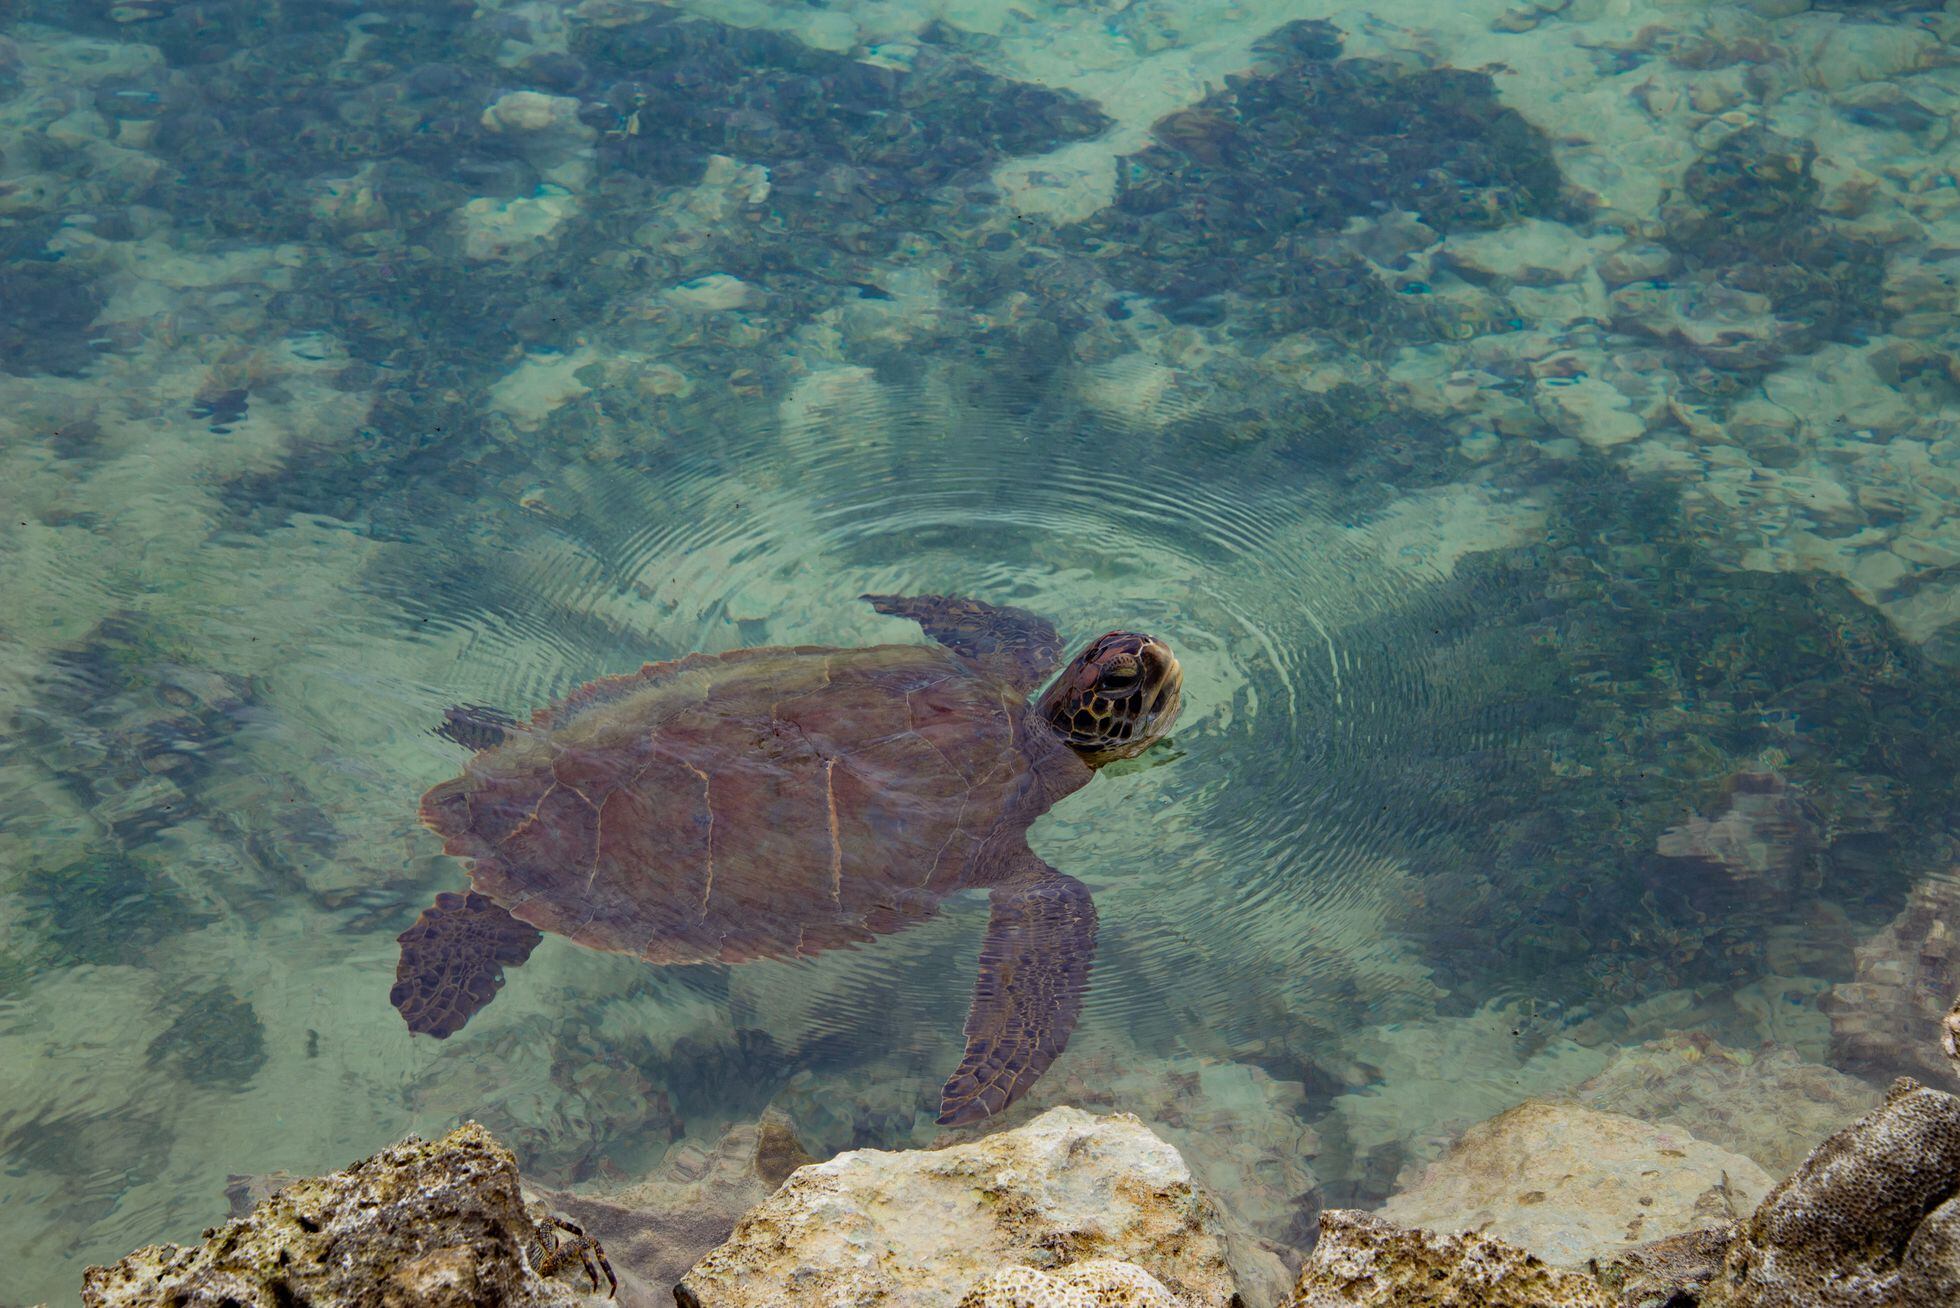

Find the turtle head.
xmin=1037 ymin=632 xmax=1183 ymax=766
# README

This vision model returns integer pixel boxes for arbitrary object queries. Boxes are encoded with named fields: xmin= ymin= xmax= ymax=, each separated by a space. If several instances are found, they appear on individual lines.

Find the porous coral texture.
xmin=1704 ymin=1078 xmax=1960 ymax=1307
xmin=1282 ymin=1210 xmax=1611 ymax=1308
xmin=957 ymin=1260 xmax=1183 ymax=1308
xmin=80 ymin=1123 xmax=587 ymax=1308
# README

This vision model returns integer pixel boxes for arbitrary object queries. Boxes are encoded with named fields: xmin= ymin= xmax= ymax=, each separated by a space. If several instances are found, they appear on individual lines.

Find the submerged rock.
xmin=1707 ymin=1077 xmax=1960 ymax=1306
xmin=1379 ymin=1100 xmax=1771 ymax=1265
xmin=525 ymin=1113 xmax=811 ymax=1306
xmin=1654 ymin=767 xmax=1823 ymax=898
xmin=81 ymin=1123 xmax=590 ymax=1307
xmin=1571 ymin=1033 xmax=1880 ymax=1175
xmin=675 ymin=1107 xmax=1241 ymax=1308
xmin=1282 ymin=1210 xmax=1612 ymax=1308
xmin=1824 ymin=872 xmax=1960 ymax=1084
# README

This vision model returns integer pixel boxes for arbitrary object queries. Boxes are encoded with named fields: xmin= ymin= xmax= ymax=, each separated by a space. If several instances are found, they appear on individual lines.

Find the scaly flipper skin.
xmin=391 ymin=889 xmax=543 ymax=1037
xmin=938 ymin=854 xmax=1099 ymax=1126
xmin=863 ymin=593 xmax=1063 ymax=692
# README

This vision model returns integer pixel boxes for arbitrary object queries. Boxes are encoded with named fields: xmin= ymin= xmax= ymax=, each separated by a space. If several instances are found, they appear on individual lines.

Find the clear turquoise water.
xmin=5 ymin=0 xmax=1960 ymax=1301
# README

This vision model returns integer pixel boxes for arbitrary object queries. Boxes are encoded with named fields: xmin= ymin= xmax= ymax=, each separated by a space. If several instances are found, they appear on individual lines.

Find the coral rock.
xmin=675 ymin=1107 xmax=1240 ymax=1308
xmin=1706 ymin=1078 xmax=1960 ymax=1306
xmin=958 ymin=1261 xmax=1183 ymax=1308
xmin=1380 ymin=1100 xmax=1771 ymax=1265
xmin=1282 ymin=1210 xmax=1612 ymax=1308
xmin=1824 ymin=873 xmax=1960 ymax=1084
xmin=81 ymin=1123 xmax=585 ymax=1308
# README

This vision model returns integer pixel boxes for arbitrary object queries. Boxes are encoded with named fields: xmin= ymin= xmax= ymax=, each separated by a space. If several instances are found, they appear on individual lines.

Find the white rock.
xmin=488 ymin=349 xmax=597 ymax=430
xmin=1437 ymin=219 xmax=1602 ymax=286
xmin=669 ymin=273 xmax=755 ymax=311
xmin=1802 ymin=24 xmax=1942 ymax=93
xmin=457 ymin=187 xmax=578 ymax=262
xmin=480 ymin=90 xmax=591 ymax=139
xmin=1535 ymin=375 xmax=1649 ymax=450
xmin=1597 ymin=244 xmax=1675 ymax=287
xmin=676 ymin=1107 xmax=1241 ymax=1308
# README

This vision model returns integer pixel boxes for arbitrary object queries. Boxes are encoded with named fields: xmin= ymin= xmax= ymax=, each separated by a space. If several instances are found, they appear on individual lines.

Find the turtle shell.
xmin=419 ymin=644 xmax=1056 ymax=965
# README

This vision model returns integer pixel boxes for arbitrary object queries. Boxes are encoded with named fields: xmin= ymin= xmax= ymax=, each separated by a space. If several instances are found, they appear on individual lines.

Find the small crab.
xmin=526 ymin=1210 xmax=617 ymax=1299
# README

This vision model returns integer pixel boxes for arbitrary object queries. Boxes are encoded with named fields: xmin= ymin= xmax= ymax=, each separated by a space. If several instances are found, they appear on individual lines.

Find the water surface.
xmin=5 ymin=0 xmax=1960 ymax=1300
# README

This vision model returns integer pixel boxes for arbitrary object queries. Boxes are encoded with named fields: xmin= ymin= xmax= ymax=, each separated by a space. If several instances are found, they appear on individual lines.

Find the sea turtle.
xmin=392 ymin=593 xmax=1184 ymax=1125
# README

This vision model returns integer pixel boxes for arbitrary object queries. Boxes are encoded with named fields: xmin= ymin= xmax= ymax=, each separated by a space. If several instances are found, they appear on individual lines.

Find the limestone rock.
xmin=958 ymin=1261 xmax=1183 ymax=1308
xmin=1282 ymin=1210 xmax=1611 ymax=1308
xmin=1572 ymin=1033 xmax=1881 ymax=1175
xmin=1707 ymin=1078 xmax=1960 ymax=1306
xmin=81 ymin=1123 xmax=586 ymax=1308
xmin=675 ymin=1107 xmax=1239 ymax=1308
xmin=1004 ymin=1049 xmax=1313 ymax=1301
xmin=1380 ymin=1100 xmax=1772 ymax=1265
xmin=1824 ymin=873 xmax=1960 ymax=1084
xmin=766 ymin=1047 xmax=1303 ymax=1305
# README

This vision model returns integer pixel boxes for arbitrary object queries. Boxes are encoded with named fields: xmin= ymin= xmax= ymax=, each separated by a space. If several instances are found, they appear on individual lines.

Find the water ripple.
xmin=388 ymin=359 xmax=1527 ymax=1061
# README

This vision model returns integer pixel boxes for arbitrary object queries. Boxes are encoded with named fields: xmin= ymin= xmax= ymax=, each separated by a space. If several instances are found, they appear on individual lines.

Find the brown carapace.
xmin=390 ymin=594 xmax=1183 ymax=1126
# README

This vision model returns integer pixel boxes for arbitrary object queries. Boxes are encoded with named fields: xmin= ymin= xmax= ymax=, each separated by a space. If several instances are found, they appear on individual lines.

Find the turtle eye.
xmin=1101 ymin=661 xmax=1141 ymax=689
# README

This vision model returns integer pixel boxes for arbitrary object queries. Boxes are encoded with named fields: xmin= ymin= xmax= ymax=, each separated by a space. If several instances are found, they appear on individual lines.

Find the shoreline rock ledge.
xmin=75 ymin=1078 xmax=1960 ymax=1307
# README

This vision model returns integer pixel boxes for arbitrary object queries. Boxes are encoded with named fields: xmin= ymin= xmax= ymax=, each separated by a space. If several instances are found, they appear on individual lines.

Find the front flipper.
xmin=391 ymin=890 xmax=542 ymax=1037
xmin=863 ymin=592 xmax=1063 ymax=693
xmin=938 ymin=859 xmax=1098 ymax=1126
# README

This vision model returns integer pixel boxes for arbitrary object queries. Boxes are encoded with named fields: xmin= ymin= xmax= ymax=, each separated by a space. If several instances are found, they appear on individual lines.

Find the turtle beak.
xmin=1139 ymin=640 xmax=1183 ymax=740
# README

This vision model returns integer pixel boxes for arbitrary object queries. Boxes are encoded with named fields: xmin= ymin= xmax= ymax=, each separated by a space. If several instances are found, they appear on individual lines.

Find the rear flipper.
xmin=391 ymin=890 xmax=542 ymax=1037
xmin=938 ymin=859 xmax=1098 ymax=1126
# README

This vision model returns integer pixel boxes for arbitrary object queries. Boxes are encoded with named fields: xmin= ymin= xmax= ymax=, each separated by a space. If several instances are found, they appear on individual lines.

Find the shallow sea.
xmin=6 ymin=0 xmax=1960 ymax=1301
